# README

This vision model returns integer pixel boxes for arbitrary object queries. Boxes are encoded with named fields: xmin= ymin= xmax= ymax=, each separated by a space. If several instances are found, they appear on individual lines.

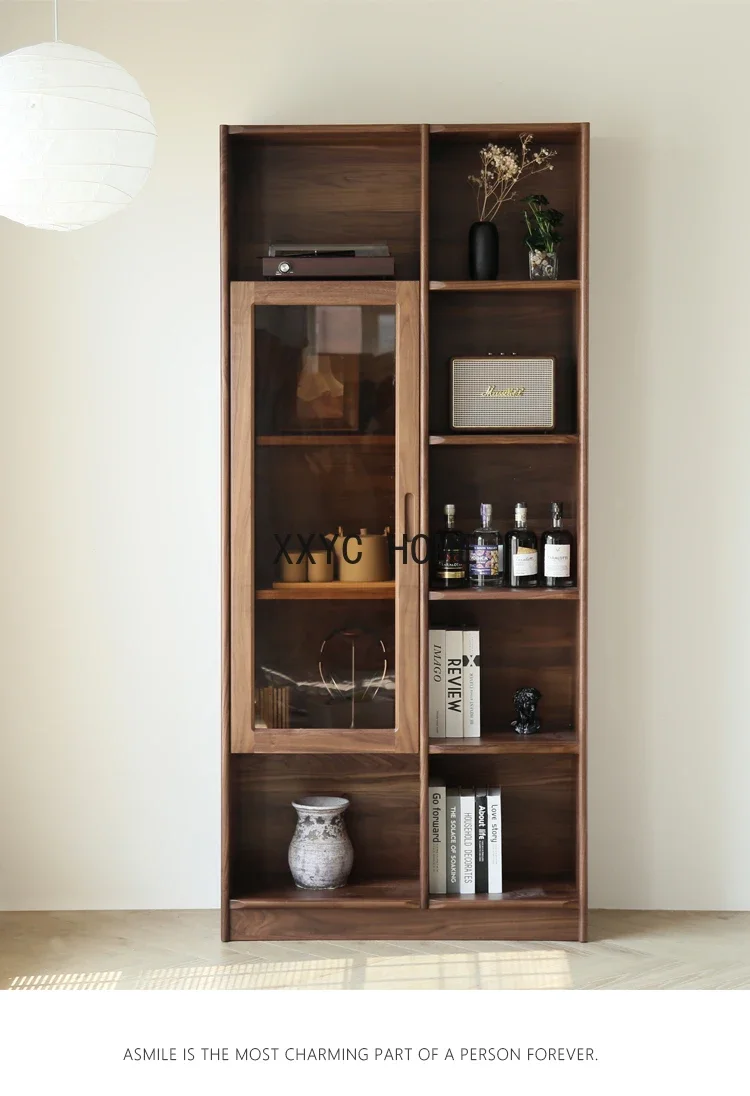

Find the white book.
xmin=487 ymin=787 xmax=503 ymax=894
xmin=445 ymin=629 xmax=464 ymax=738
xmin=428 ymin=782 xmax=446 ymax=894
xmin=446 ymin=789 xmax=460 ymax=894
xmin=459 ymin=788 xmax=475 ymax=894
xmin=428 ymin=629 xmax=446 ymax=738
xmin=462 ymin=629 xmax=481 ymax=738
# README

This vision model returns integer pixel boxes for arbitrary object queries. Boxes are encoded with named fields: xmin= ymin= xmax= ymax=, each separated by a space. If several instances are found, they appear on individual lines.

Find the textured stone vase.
xmin=288 ymin=796 xmax=354 ymax=890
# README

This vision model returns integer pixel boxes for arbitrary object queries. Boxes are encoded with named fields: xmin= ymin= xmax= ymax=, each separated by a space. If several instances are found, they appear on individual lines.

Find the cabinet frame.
xmin=221 ymin=122 xmax=589 ymax=942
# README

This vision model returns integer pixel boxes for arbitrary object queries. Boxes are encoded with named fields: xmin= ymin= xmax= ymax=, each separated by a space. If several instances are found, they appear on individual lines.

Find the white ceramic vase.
xmin=288 ymin=796 xmax=354 ymax=889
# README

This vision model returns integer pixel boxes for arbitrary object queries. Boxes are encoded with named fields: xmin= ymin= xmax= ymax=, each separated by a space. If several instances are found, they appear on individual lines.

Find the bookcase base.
xmin=228 ymin=907 xmax=582 ymax=942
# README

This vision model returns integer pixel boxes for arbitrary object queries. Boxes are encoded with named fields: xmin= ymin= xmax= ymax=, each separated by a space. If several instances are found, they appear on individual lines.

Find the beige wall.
xmin=0 ymin=0 xmax=746 ymax=909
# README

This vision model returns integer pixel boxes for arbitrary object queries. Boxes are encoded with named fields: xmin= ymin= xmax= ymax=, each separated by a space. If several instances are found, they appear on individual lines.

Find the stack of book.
xmin=428 ymin=628 xmax=480 ymax=738
xmin=428 ymin=783 xmax=502 ymax=895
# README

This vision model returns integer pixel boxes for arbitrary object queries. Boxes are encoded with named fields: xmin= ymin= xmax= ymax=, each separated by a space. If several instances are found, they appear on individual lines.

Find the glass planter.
xmin=528 ymin=249 xmax=558 ymax=280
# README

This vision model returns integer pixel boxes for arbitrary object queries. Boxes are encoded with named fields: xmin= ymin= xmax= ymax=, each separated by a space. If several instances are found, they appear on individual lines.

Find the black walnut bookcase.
xmin=221 ymin=123 xmax=589 ymax=941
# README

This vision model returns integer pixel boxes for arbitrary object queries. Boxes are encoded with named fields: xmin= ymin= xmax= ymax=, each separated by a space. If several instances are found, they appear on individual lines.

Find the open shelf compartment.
xmin=230 ymin=754 xmax=420 ymax=907
xmin=427 ymin=754 xmax=579 ymax=906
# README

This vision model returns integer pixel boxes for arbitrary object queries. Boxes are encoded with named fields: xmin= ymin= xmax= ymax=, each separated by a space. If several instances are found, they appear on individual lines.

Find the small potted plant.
xmin=467 ymin=134 xmax=556 ymax=280
xmin=522 ymin=193 xmax=563 ymax=279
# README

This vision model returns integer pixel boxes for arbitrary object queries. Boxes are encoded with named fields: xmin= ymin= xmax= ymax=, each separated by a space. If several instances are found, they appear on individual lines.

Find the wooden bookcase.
xmin=221 ymin=123 xmax=589 ymax=941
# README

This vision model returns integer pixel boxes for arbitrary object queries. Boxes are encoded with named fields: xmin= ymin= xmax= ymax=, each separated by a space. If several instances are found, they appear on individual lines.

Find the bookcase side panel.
xmin=576 ymin=124 xmax=590 ymax=942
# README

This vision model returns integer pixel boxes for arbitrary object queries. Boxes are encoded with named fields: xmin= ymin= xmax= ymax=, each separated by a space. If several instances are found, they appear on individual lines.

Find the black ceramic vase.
xmin=468 ymin=220 xmax=499 ymax=280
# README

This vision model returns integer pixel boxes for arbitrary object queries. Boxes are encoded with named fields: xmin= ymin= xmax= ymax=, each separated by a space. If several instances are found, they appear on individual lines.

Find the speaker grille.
xmin=451 ymin=357 xmax=555 ymax=430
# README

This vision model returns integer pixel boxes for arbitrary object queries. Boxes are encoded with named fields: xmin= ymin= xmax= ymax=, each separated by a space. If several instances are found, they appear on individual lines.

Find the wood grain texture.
xmin=230 ymin=282 xmax=256 ymax=754
xmin=428 ymin=730 xmax=578 ymax=755
xmin=576 ymin=124 xmax=590 ymax=943
xmin=430 ymin=123 xmax=584 ymax=142
xmin=257 ymin=435 xmax=395 ymax=447
xmin=253 ymin=729 xmax=398 ymax=754
xmin=250 ymin=281 xmax=398 ymax=306
xmin=418 ymin=124 xmax=430 ymax=909
xmin=230 ymin=754 xmax=420 ymax=895
xmin=395 ymin=282 xmax=420 ymax=754
xmin=222 ymin=121 xmax=589 ymax=942
xmin=253 ymin=601 xmax=395 ymax=736
xmin=229 ymin=905 xmax=579 ymax=941
xmin=231 ymin=878 xmax=419 ymax=909
xmin=254 ymin=448 xmax=396 ymax=590
xmin=428 ymin=442 xmax=579 ymax=552
xmin=429 ymin=587 xmax=579 ymax=601
xmin=229 ymin=137 xmax=421 ymax=280
xmin=220 ymin=125 xmax=231 ymax=940
xmin=259 ymin=581 xmax=395 ymax=600
xmin=430 ymin=280 xmax=580 ymax=292
xmin=429 ymin=881 xmax=577 ymax=909
xmin=429 ymin=601 xmax=578 ymax=731
xmin=429 ymin=755 xmax=577 ymax=882
xmin=429 ymin=138 xmax=581 ymax=282
xmin=429 ymin=291 xmax=577 ymax=435
xmin=429 ymin=434 xmax=578 ymax=447
xmin=228 ymin=125 xmax=421 ymax=141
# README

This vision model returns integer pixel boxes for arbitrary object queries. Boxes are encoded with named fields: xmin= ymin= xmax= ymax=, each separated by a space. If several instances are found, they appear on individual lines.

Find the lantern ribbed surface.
xmin=0 ymin=42 xmax=157 ymax=231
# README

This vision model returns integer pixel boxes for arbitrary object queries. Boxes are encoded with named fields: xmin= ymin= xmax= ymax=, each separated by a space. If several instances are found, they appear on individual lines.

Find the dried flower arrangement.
xmin=468 ymin=134 xmax=556 ymax=223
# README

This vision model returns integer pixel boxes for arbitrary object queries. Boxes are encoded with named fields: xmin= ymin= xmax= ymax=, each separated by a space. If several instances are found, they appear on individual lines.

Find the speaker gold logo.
xmin=480 ymin=385 xmax=526 ymax=398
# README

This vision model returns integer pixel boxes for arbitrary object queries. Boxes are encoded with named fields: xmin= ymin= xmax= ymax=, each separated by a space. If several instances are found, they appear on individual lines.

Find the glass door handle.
xmin=403 ymin=491 xmax=415 ymax=541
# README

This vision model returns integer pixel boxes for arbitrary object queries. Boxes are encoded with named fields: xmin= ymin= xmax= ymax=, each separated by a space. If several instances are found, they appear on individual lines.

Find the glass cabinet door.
xmin=230 ymin=282 xmax=419 ymax=754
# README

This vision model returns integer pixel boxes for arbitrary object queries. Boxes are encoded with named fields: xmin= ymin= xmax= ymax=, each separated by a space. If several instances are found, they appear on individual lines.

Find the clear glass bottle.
xmin=541 ymin=501 xmax=575 ymax=588
xmin=431 ymin=503 xmax=467 ymax=589
xmin=505 ymin=502 xmax=538 ymax=587
xmin=468 ymin=503 xmax=502 ymax=588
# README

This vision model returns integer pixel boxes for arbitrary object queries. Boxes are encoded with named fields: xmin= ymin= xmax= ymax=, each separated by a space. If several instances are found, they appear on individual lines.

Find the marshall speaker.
xmin=451 ymin=355 xmax=556 ymax=431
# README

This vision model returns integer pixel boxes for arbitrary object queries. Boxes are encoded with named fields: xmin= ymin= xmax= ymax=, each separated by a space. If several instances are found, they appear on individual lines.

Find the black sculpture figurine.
xmin=511 ymin=686 xmax=542 ymax=735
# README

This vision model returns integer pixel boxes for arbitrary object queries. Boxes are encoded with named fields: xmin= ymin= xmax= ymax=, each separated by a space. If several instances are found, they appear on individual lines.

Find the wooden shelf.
xmin=429 ymin=730 xmax=578 ymax=755
xmin=250 ymin=728 xmax=398 ymax=754
xmin=430 ymin=122 xmax=585 ymax=142
xmin=430 ymin=279 xmax=580 ymax=292
xmin=257 ymin=435 xmax=394 ymax=447
xmin=259 ymin=581 xmax=395 ymax=600
xmin=429 ymin=433 xmax=578 ymax=446
xmin=429 ymin=881 xmax=577 ymax=909
xmin=231 ymin=878 xmax=420 ymax=910
xmin=429 ymin=586 xmax=579 ymax=601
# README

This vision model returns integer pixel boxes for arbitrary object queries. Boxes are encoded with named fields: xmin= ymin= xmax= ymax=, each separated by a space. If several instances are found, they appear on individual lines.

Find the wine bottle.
xmin=431 ymin=503 xmax=467 ymax=588
xmin=468 ymin=503 xmax=502 ymax=587
xmin=541 ymin=501 xmax=575 ymax=588
xmin=505 ymin=502 xmax=538 ymax=587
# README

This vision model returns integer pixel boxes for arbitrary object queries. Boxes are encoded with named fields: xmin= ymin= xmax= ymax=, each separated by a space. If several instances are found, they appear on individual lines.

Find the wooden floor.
xmin=0 ymin=910 xmax=747 ymax=990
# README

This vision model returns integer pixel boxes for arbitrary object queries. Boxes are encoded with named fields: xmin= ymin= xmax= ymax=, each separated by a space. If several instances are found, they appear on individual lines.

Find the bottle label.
xmin=544 ymin=544 xmax=571 ymax=578
xmin=513 ymin=547 xmax=538 ymax=576
xmin=469 ymin=545 xmax=501 ymax=577
xmin=437 ymin=550 xmax=465 ymax=580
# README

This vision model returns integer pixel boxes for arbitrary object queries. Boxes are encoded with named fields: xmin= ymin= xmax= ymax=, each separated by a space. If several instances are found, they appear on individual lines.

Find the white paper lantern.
xmin=0 ymin=42 xmax=157 ymax=231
